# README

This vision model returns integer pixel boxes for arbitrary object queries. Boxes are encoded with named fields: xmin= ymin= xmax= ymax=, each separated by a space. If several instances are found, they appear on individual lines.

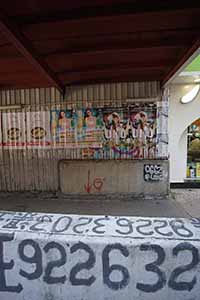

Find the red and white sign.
xmin=26 ymin=111 xmax=51 ymax=148
xmin=2 ymin=112 xmax=26 ymax=148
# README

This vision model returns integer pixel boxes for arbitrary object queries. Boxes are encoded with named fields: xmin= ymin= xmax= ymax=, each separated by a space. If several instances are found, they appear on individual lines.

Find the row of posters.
xmin=0 ymin=104 xmax=158 ymax=158
xmin=2 ymin=112 xmax=51 ymax=148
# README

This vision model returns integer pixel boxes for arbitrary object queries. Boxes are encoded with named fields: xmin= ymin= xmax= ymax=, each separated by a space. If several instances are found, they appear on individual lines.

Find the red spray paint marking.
xmin=84 ymin=170 xmax=92 ymax=193
xmin=93 ymin=177 xmax=104 ymax=192
xmin=84 ymin=170 xmax=105 ymax=193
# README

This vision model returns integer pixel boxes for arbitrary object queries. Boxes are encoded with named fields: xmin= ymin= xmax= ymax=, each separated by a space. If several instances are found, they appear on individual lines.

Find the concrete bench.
xmin=59 ymin=160 xmax=169 ymax=196
xmin=0 ymin=211 xmax=199 ymax=299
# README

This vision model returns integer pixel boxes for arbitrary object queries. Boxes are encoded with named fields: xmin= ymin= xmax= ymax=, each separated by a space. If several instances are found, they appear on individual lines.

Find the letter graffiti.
xmin=144 ymin=164 xmax=163 ymax=182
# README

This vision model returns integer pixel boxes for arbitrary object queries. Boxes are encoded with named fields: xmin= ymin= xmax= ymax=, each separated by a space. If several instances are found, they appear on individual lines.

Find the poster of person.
xmin=102 ymin=107 xmax=131 ymax=158
xmin=51 ymin=109 xmax=75 ymax=148
xmin=78 ymin=108 xmax=103 ymax=148
xmin=129 ymin=103 xmax=157 ymax=158
xmin=100 ymin=104 xmax=157 ymax=159
xmin=102 ymin=107 xmax=128 ymax=142
xmin=26 ymin=111 xmax=51 ymax=148
xmin=2 ymin=112 xmax=26 ymax=148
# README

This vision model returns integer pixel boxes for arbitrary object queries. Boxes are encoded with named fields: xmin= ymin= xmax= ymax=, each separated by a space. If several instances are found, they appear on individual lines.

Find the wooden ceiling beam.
xmin=0 ymin=12 xmax=65 ymax=94
xmin=45 ymin=46 xmax=184 ymax=72
xmin=56 ymin=60 xmax=176 ymax=75
xmin=0 ymin=58 xmax=175 ymax=77
xmin=33 ymin=30 xmax=196 ymax=56
xmin=58 ymin=67 xmax=164 ymax=85
xmin=61 ymin=75 xmax=162 ymax=86
xmin=7 ymin=0 xmax=200 ymax=25
xmin=0 ymin=28 xmax=195 ymax=60
xmin=23 ymin=8 xmax=200 ymax=41
xmin=162 ymin=39 xmax=200 ymax=86
xmin=0 ymin=66 xmax=163 ymax=87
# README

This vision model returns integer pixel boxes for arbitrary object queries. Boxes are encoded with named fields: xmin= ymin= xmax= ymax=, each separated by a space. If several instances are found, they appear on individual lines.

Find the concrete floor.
xmin=0 ymin=189 xmax=198 ymax=218
xmin=172 ymin=188 xmax=200 ymax=217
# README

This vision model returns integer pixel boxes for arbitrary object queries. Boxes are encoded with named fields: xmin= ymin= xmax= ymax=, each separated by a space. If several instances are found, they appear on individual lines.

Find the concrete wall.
xmin=169 ymin=84 xmax=200 ymax=182
xmin=0 ymin=210 xmax=199 ymax=300
xmin=59 ymin=160 xmax=169 ymax=196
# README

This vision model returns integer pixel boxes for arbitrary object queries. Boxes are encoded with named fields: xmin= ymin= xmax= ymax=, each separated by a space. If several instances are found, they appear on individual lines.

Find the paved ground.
xmin=171 ymin=188 xmax=200 ymax=217
xmin=0 ymin=189 xmax=198 ymax=218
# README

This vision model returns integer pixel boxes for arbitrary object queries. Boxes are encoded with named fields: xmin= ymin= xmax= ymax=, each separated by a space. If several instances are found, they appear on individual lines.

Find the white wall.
xmin=169 ymin=84 xmax=200 ymax=182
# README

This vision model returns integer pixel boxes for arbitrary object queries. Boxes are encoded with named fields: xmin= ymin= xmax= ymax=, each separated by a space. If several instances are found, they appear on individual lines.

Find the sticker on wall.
xmin=144 ymin=164 xmax=163 ymax=181
xmin=26 ymin=111 xmax=51 ymax=148
xmin=156 ymin=93 xmax=169 ymax=158
xmin=2 ymin=112 xmax=26 ymax=148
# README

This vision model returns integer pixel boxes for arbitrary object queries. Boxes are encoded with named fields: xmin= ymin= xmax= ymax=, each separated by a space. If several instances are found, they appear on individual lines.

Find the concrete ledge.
xmin=171 ymin=182 xmax=200 ymax=189
xmin=59 ymin=159 xmax=169 ymax=196
xmin=0 ymin=211 xmax=199 ymax=299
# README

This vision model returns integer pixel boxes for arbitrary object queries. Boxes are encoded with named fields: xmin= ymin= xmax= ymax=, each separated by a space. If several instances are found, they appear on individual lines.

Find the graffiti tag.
xmin=84 ymin=170 xmax=105 ymax=193
xmin=144 ymin=164 xmax=163 ymax=182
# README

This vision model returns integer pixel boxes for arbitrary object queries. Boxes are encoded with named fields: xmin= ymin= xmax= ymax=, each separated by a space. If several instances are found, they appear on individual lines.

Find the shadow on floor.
xmin=0 ymin=191 xmax=189 ymax=218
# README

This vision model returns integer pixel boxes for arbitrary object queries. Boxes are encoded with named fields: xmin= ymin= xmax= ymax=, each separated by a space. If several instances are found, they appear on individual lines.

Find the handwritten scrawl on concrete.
xmin=84 ymin=170 xmax=105 ymax=193
xmin=0 ymin=211 xmax=200 ymax=299
xmin=144 ymin=164 xmax=163 ymax=181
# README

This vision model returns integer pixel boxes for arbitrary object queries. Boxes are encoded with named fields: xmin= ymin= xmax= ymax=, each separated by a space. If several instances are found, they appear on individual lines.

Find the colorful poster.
xmin=0 ymin=104 xmax=157 ymax=157
xmin=102 ymin=107 xmax=129 ymax=158
xmin=51 ymin=108 xmax=103 ymax=148
xmin=48 ymin=104 xmax=157 ymax=158
xmin=76 ymin=108 xmax=103 ymax=148
xmin=128 ymin=104 xmax=157 ymax=158
xmin=26 ymin=111 xmax=51 ymax=148
xmin=2 ymin=112 xmax=26 ymax=148
xmin=101 ymin=104 xmax=157 ymax=159
xmin=51 ymin=109 xmax=75 ymax=148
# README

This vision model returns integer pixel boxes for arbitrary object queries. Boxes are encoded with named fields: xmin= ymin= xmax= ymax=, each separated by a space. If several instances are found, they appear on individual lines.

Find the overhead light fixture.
xmin=180 ymin=85 xmax=200 ymax=104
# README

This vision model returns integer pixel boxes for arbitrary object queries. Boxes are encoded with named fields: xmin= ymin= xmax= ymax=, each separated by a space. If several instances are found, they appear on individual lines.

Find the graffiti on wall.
xmin=0 ymin=212 xmax=199 ymax=299
xmin=84 ymin=170 xmax=105 ymax=193
xmin=144 ymin=164 xmax=163 ymax=181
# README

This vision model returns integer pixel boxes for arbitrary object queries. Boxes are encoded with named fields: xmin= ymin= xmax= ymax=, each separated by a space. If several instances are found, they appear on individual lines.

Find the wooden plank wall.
xmin=0 ymin=81 xmax=160 ymax=191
